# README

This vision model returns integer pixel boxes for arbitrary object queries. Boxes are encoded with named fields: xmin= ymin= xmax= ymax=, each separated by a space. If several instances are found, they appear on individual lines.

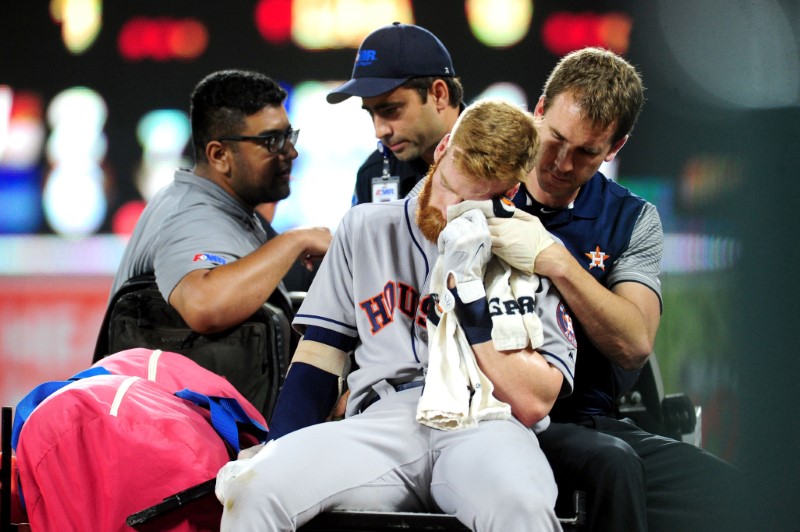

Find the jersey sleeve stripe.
xmin=303 ymin=325 xmax=358 ymax=352
xmin=295 ymin=314 xmax=358 ymax=332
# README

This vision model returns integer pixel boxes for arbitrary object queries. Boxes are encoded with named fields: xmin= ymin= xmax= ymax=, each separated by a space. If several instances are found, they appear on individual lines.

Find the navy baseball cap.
xmin=327 ymin=22 xmax=455 ymax=104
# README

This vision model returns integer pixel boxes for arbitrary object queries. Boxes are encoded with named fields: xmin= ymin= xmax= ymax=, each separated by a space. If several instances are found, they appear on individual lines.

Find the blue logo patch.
xmin=193 ymin=253 xmax=227 ymax=266
xmin=356 ymin=49 xmax=377 ymax=67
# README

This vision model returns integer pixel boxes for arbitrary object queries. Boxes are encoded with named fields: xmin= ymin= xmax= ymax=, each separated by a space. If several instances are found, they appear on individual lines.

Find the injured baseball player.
xmin=215 ymin=99 xmax=577 ymax=531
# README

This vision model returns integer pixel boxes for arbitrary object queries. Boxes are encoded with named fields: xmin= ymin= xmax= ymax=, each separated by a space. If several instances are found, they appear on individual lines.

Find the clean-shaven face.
xmin=362 ymin=86 xmax=449 ymax=163
xmin=532 ymin=92 xmax=621 ymax=206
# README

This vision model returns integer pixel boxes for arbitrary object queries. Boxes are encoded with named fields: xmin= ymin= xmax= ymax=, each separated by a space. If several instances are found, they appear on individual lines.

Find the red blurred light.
xmin=542 ymin=12 xmax=632 ymax=56
xmin=143 ymin=18 xmax=169 ymax=61
xmin=169 ymin=19 xmax=209 ymax=60
xmin=255 ymin=0 xmax=292 ymax=44
xmin=118 ymin=17 xmax=208 ymax=62
xmin=10 ymin=91 xmax=43 ymax=121
xmin=118 ymin=17 xmax=147 ymax=61
xmin=599 ymin=13 xmax=634 ymax=55
xmin=112 ymin=200 xmax=146 ymax=236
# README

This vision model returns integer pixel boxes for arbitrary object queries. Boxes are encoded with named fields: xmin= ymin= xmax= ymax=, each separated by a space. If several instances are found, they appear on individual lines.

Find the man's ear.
xmin=604 ymin=135 xmax=628 ymax=163
xmin=433 ymin=133 xmax=450 ymax=163
xmin=206 ymin=140 xmax=231 ymax=174
xmin=533 ymin=96 xmax=546 ymax=118
xmin=429 ymin=79 xmax=450 ymax=111
xmin=504 ymin=182 xmax=521 ymax=199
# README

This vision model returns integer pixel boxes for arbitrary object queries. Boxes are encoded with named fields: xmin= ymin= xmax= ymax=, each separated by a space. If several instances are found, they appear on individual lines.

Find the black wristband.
xmin=451 ymin=288 xmax=493 ymax=345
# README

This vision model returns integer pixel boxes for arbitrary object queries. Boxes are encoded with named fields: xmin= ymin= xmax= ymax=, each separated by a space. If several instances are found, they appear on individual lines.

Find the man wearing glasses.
xmin=110 ymin=69 xmax=331 ymax=335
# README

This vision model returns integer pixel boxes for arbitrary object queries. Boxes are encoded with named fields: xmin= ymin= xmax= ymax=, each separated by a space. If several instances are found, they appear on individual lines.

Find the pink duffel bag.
xmin=13 ymin=348 xmax=267 ymax=531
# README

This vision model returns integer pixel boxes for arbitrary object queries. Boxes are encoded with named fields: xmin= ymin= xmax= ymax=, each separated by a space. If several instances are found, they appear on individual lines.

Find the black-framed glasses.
xmin=216 ymin=128 xmax=299 ymax=153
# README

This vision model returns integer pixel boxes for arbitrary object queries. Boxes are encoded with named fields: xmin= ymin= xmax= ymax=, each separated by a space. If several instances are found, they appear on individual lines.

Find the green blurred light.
xmin=466 ymin=0 xmax=532 ymax=48
xmin=291 ymin=0 xmax=414 ymax=50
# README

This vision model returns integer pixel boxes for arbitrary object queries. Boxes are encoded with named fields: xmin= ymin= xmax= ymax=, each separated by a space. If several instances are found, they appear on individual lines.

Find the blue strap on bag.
xmin=11 ymin=367 xmax=111 ymax=450
xmin=174 ymin=389 xmax=268 ymax=454
xmin=13 ymin=368 xmax=268 ymax=455
xmin=10 ymin=366 xmax=112 ymax=510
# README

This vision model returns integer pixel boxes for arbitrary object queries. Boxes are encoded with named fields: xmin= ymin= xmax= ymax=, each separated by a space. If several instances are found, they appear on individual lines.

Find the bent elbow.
xmin=631 ymin=349 xmax=651 ymax=370
xmin=515 ymin=398 xmax=556 ymax=428
xmin=616 ymin=351 xmax=650 ymax=371
xmin=626 ymin=341 xmax=653 ymax=370
xmin=178 ymin=305 xmax=226 ymax=335
xmin=611 ymin=336 xmax=653 ymax=371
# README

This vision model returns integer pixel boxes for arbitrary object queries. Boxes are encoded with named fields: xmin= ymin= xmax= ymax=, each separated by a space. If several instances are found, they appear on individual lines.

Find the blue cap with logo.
xmin=327 ymin=22 xmax=455 ymax=104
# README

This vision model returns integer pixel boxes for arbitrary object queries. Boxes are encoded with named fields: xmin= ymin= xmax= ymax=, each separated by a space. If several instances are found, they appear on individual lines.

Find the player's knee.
xmin=491 ymin=476 xmax=557 ymax=516
xmin=587 ymin=438 xmax=644 ymax=485
xmin=218 ymin=461 xmax=292 ymax=530
xmin=474 ymin=491 xmax=558 ymax=531
xmin=220 ymin=482 xmax=292 ymax=531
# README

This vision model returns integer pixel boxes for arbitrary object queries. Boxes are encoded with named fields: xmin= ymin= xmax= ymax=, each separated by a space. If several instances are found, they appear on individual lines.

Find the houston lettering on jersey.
xmin=359 ymin=281 xmax=430 ymax=335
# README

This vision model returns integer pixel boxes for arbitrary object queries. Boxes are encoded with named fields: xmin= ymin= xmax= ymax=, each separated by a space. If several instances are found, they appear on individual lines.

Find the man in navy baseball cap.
xmin=327 ymin=23 xmax=456 ymax=104
xmin=328 ymin=23 xmax=464 ymax=204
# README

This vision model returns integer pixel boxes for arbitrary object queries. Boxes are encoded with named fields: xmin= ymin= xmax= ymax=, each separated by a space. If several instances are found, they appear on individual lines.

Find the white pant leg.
xmin=430 ymin=418 xmax=561 ymax=532
xmin=217 ymin=389 xmax=433 ymax=531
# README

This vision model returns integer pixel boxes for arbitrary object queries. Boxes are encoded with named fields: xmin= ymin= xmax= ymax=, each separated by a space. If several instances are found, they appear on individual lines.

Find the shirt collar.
xmin=514 ymin=172 xmax=604 ymax=222
xmin=175 ymin=169 xmax=264 ymax=235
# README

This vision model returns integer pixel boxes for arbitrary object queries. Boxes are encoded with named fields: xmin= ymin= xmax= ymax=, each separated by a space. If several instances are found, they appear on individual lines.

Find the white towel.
xmin=416 ymin=256 xmax=511 ymax=430
xmin=416 ymin=199 xmax=545 ymax=430
xmin=485 ymin=259 xmax=544 ymax=351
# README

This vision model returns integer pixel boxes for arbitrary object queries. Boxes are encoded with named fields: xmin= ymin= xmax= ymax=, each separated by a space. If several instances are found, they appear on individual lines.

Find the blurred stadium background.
xmin=1 ymin=1 xmax=798 ymax=527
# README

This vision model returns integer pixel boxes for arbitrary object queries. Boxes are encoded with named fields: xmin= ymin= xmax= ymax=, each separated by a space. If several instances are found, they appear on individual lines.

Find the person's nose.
xmin=280 ymin=139 xmax=298 ymax=160
xmin=373 ymin=116 xmax=392 ymax=140
xmin=554 ymin=144 xmax=573 ymax=173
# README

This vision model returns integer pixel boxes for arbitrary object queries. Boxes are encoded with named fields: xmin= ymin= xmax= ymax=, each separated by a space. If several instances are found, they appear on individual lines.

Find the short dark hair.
xmin=190 ymin=70 xmax=287 ymax=162
xmin=402 ymin=76 xmax=464 ymax=108
xmin=542 ymin=47 xmax=644 ymax=144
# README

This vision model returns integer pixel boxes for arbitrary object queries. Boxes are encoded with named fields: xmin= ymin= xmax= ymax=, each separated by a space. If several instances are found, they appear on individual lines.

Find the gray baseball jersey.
xmin=294 ymin=196 xmax=577 ymax=418
xmin=217 ymin=195 xmax=576 ymax=530
xmin=110 ymin=169 xmax=289 ymax=308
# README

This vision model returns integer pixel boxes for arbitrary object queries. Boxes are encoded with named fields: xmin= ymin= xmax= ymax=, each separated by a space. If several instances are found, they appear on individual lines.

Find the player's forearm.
xmin=170 ymin=234 xmax=308 ymax=333
xmin=473 ymin=342 xmax=563 ymax=427
xmin=291 ymin=339 xmax=348 ymax=377
xmin=266 ymin=340 xmax=348 ymax=441
xmin=536 ymin=246 xmax=654 ymax=369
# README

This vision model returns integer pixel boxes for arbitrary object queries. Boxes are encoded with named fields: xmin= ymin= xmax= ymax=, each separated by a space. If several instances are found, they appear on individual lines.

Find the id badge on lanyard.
xmin=371 ymin=142 xmax=400 ymax=203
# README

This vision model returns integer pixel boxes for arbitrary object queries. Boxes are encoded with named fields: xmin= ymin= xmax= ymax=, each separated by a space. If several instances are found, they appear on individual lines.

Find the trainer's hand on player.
xmin=438 ymin=209 xmax=492 ymax=303
xmin=487 ymin=210 xmax=555 ymax=275
xmin=287 ymin=226 xmax=333 ymax=270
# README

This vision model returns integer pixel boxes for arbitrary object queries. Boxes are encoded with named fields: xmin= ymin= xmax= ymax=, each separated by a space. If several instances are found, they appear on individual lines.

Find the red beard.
xmin=415 ymin=164 xmax=446 ymax=243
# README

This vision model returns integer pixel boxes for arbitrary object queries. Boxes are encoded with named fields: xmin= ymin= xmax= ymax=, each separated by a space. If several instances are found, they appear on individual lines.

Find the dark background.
xmin=2 ymin=1 xmax=799 ymax=527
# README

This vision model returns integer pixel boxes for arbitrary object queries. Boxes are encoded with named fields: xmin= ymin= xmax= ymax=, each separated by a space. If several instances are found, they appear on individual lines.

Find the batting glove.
xmin=438 ymin=208 xmax=493 ymax=304
xmin=487 ymin=209 xmax=555 ymax=275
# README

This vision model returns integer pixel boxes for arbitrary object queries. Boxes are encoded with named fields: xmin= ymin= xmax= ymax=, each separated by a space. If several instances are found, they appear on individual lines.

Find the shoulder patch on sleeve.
xmin=193 ymin=253 xmax=227 ymax=265
xmin=557 ymin=300 xmax=577 ymax=347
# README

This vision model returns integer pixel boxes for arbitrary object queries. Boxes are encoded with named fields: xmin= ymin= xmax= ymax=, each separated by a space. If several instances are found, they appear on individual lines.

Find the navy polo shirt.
xmin=513 ymin=172 xmax=663 ymax=421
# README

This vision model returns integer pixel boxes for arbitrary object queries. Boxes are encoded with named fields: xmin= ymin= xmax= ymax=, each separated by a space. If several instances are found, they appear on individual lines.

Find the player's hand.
xmin=487 ymin=210 xmax=555 ymax=275
xmin=438 ymin=209 xmax=492 ymax=303
xmin=290 ymin=226 xmax=332 ymax=271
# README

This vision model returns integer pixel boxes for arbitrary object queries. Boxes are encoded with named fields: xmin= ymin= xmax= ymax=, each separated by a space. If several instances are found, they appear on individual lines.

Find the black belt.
xmin=361 ymin=380 xmax=425 ymax=412
xmin=394 ymin=380 xmax=425 ymax=393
